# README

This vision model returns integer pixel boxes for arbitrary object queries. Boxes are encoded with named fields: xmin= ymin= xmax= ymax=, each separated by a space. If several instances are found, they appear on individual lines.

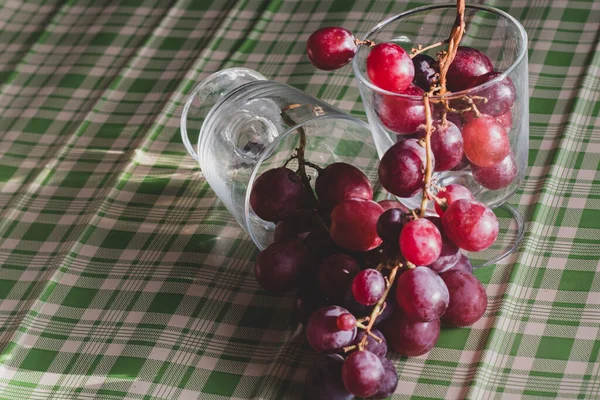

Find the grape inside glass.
xmin=352 ymin=4 xmax=528 ymax=265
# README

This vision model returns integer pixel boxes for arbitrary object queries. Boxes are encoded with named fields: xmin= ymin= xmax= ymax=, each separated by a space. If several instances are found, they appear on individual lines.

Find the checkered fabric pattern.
xmin=0 ymin=0 xmax=599 ymax=399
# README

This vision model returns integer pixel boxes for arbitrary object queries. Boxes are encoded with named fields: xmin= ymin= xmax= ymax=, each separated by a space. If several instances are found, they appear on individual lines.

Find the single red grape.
xmin=318 ymin=254 xmax=360 ymax=303
xmin=446 ymin=46 xmax=493 ymax=92
xmin=377 ymin=85 xmax=427 ymax=134
xmin=342 ymin=350 xmax=384 ymax=397
xmin=352 ymin=269 xmax=385 ymax=306
xmin=469 ymin=71 xmax=516 ymax=117
xmin=306 ymin=27 xmax=357 ymax=70
xmin=378 ymin=139 xmax=428 ymax=198
xmin=462 ymin=115 xmax=511 ymax=168
xmin=427 ymin=120 xmax=464 ymax=171
xmin=315 ymin=162 xmax=373 ymax=209
xmin=367 ymin=42 xmax=414 ymax=93
xmin=306 ymin=305 xmax=357 ymax=353
xmin=381 ymin=310 xmax=441 ymax=356
xmin=442 ymin=199 xmax=499 ymax=252
xmin=395 ymin=266 xmax=449 ymax=322
xmin=329 ymin=199 xmax=384 ymax=252
xmin=337 ymin=313 xmax=357 ymax=331
xmin=412 ymin=54 xmax=439 ymax=91
xmin=440 ymin=270 xmax=487 ymax=326
xmin=399 ymin=218 xmax=442 ymax=266
xmin=250 ymin=167 xmax=306 ymax=222
xmin=472 ymin=152 xmax=518 ymax=190
xmin=434 ymin=183 xmax=475 ymax=216
xmin=255 ymin=239 xmax=308 ymax=292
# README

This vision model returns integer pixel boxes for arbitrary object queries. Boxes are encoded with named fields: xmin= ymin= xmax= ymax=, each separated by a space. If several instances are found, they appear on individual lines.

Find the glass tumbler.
xmin=352 ymin=4 xmax=528 ymax=264
xmin=181 ymin=68 xmax=377 ymax=250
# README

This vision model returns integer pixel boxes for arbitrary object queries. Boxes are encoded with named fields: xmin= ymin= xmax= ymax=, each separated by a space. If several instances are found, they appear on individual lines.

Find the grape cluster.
xmin=244 ymin=24 xmax=508 ymax=400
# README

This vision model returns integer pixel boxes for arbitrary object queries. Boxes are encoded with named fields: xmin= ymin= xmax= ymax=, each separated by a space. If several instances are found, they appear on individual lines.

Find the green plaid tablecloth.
xmin=0 ymin=0 xmax=599 ymax=399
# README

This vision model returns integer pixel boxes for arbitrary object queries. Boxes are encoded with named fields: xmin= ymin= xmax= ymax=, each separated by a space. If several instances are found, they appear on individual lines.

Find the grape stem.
xmin=410 ymin=39 xmax=449 ymax=58
xmin=419 ymin=93 xmax=434 ymax=217
xmin=358 ymin=265 xmax=400 ymax=350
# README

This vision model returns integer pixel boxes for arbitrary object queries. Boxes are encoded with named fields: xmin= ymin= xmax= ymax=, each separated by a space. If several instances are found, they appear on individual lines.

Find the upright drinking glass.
xmin=181 ymin=68 xmax=378 ymax=250
xmin=352 ymin=4 xmax=528 ymax=265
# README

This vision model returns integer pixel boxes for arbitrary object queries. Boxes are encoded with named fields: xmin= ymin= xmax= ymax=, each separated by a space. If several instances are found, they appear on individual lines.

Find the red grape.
xmin=351 ymin=328 xmax=388 ymax=358
xmin=377 ymin=85 xmax=427 ymax=134
xmin=412 ymin=54 xmax=439 ymax=91
xmin=442 ymin=199 xmax=499 ymax=251
xmin=376 ymin=208 xmax=406 ymax=244
xmin=399 ymin=218 xmax=442 ymax=266
xmin=472 ymin=152 xmax=518 ymax=190
xmin=447 ymin=253 xmax=473 ymax=274
xmin=255 ymin=239 xmax=308 ymax=292
xmin=304 ymin=354 xmax=354 ymax=400
xmin=440 ymin=270 xmax=487 ymax=326
xmin=329 ymin=199 xmax=384 ymax=252
xmin=378 ymin=139 xmax=429 ymax=198
xmin=381 ymin=310 xmax=441 ymax=356
xmin=434 ymin=183 xmax=475 ymax=216
xmin=469 ymin=71 xmax=516 ymax=117
xmin=447 ymin=46 xmax=493 ymax=92
xmin=250 ymin=167 xmax=306 ymax=222
xmin=370 ymin=358 xmax=398 ymax=399
xmin=462 ymin=115 xmax=511 ymax=167
xmin=307 ymin=306 xmax=357 ymax=353
xmin=426 ymin=221 xmax=460 ymax=274
xmin=416 ymin=120 xmax=464 ymax=171
xmin=342 ymin=350 xmax=384 ymax=397
xmin=395 ymin=266 xmax=449 ymax=322
xmin=377 ymin=200 xmax=410 ymax=212
xmin=352 ymin=269 xmax=385 ymax=306
xmin=367 ymin=42 xmax=414 ymax=93
xmin=318 ymin=254 xmax=360 ymax=303
xmin=337 ymin=312 xmax=357 ymax=331
xmin=315 ymin=162 xmax=373 ymax=209
xmin=306 ymin=27 xmax=357 ymax=71
xmin=274 ymin=209 xmax=313 ymax=241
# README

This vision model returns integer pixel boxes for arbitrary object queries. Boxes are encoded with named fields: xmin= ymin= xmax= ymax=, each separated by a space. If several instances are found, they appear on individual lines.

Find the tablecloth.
xmin=0 ymin=0 xmax=599 ymax=399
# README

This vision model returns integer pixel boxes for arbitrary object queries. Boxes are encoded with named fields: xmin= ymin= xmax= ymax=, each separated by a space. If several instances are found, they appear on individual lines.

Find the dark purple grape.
xmin=250 ymin=167 xmax=306 ymax=222
xmin=295 ymin=275 xmax=330 ymax=326
xmin=318 ymin=254 xmax=360 ymax=303
xmin=330 ymin=199 xmax=384 ymax=252
xmin=448 ymin=253 xmax=473 ymax=274
xmin=369 ymin=358 xmax=399 ymax=399
xmin=376 ymin=208 xmax=406 ymax=244
xmin=307 ymin=306 xmax=357 ymax=353
xmin=427 ymin=234 xmax=460 ymax=273
xmin=306 ymin=27 xmax=357 ymax=71
xmin=351 ymin=328 xmax=387 ymax=359
xmin=447 ymin=46 xmax=493 ymax=92
xmin=304 ymin=354 xmax=354 ymax=400
xmin=274 ymin=210 xmax=313 ymax=241
xmin=469 ymin=71 xmax=516 ymax=117
xmin=378 ymin=139 xmax=427 ymax=198
xmin=352 ymin=269 xmax=385 ymax=306
xmin=255 ymin=239 xmax=308 ymax=292
xmin=395 ymin=266 xmax=449 ymax=322
xmin=342 ymin=350 xmax=384 ymax=397
xmin=316 ymin=162 xmax=373 ymax=209
xmin=472 ymin=152 xmax=518 ymax=190
xmin=412 ymin=54 xmax=439 ymax=91
xmin=381 ymin=311 xmax=441 ymax=356
xmin=440 ymin=270 xmax=487 ymax=326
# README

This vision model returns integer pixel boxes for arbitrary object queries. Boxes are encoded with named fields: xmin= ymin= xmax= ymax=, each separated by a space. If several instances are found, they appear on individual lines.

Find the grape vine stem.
xmin=410 ymin=39 xmax=449 ymax=59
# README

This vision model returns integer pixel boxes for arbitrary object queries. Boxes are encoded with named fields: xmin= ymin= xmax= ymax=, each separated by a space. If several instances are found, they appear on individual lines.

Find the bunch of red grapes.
xmin=246 ymin=25 xmax=513 ymax=399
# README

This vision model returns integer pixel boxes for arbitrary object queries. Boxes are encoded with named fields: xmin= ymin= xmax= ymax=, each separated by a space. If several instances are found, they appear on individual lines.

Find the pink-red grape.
xmin=381 ymin=310 xmax=441 ymax=356
xmin=395 ymin=266 xmax=449 ymax=322
xmin=250 ymin=167 xmax=306 ymax=222
xmin=399 ymin=218 xmax=442 ymax=266
xmin=469 ymin=71 xmax=516 ymax=117
xmin=329 ymin=199 xmax=384 ymax=251
xmin=315 ymin=162 xmax=373 ymax=209
xmin=440 ymin=270 xmax=487 ymax=326
xmin=377 ymin=85 xmax=427 ymax=134
xmin=427 ymin=120 xmax=464 ymax=171
xmin=472 ymin=152 xmax=518 ymax=190
xmin=367 ymin=42 xmax=414 ymax=93
xmin=434 ymin=184 xmax=475 ymax=216
xmin=462 ymin=115 xmax=511 ymax=168
xmin=337 ymin=312 xmax=357 ymax=331
xmin=306 ymin=27 xmax=357 ymax=71
xmin=318 ymin=254 xmax=360 ymax=303
xmin=442 ymin=199 xmax=499 ymax=251
xmin=412 ymin=54 xmax=439 ymax=91
xmin=352 ymin=269 xmax=385 ymax=306
xmin=447 ymin=46 xmax=493 ymax=92
xmin=307 ymin=305 xmax=357 ymax=353
xmin=255 ymin=239 xmax=308 ymax=292
xmin=342 ymin=350 xmax=384 ymax=397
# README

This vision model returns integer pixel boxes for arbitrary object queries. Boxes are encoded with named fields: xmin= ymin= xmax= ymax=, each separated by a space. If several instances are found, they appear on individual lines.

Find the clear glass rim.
xmin=351 ymin=3 xmax=528 ymax=100
xmin=245 ymin=114 xmax=372 ymax=250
